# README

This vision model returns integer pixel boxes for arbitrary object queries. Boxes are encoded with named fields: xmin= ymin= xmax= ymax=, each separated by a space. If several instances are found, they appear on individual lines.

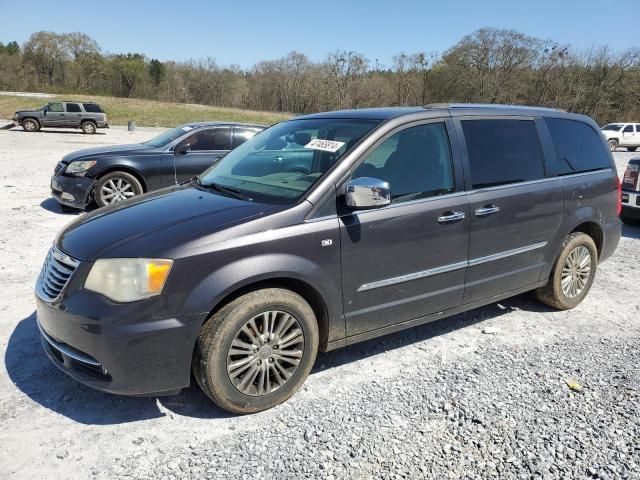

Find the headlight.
xmin=66 ymin=160 xmax=97 ymax=176
xmin=84 ymin=258 xmax=173 ymax=302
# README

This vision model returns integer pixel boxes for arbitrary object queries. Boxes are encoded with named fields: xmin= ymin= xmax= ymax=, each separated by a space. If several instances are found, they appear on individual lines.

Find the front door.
xmin=174 ymin=128 xmax=231 ymax=183
xmin=456 ymin=118 xmax=563 ymax=304
xmin=340 ymin=120 xmax=469 ymax=337
xmin=42 ymin=102 xmax=65 ymax=127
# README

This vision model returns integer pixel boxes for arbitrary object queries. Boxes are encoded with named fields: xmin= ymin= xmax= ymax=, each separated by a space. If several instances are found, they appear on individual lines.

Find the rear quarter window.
xmin=544 ymin=118 xmax=611 ymax=176
xmin=82 ymin=103 xmax=104 ymax=113
xmin=461 ymin=119 xmax=544 ymax=189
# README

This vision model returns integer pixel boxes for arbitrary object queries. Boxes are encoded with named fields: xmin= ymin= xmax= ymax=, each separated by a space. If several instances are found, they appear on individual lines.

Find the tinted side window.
xmin=233 ymin=128 xmax=262 ymax=148
xmin=462 ymin=119 xmax=544 ymax=189
xmin=83 ymin=103 xmax=104 ymax=113
xmin=352 ymin=122 xmax=454 ymax=203
xmin=187 ymin=128 xmax=231 ymax=151
xmin=48 ymin=103 xmax=63 ymax=112
xmin=623 ymin=125 xmax=634 ymax=133
xmin=544 ymin=118 xmax=611 ymax=176
xmin=65 ymin=103 xmax=81 ymax=113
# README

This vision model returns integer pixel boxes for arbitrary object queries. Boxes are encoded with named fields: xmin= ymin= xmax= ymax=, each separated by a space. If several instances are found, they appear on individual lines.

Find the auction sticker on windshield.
xmin=304 ymin=139 xmax=345 ymax=153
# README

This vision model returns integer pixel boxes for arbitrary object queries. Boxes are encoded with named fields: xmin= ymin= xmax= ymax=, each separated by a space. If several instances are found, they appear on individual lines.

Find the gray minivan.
xmin=35 ymin=104 xmax=621 ymax=413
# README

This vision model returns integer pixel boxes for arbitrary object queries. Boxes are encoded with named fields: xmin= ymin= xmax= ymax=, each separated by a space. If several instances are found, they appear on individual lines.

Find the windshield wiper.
xmin=195 ymin=177 xmax=252 ymax=201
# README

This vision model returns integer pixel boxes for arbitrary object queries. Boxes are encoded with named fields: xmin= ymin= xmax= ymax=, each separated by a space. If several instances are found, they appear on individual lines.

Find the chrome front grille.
xmin=54 ymin=162 xmax=65 ymax=176
xmin=36 ymin=246 xmax=79 ymax=302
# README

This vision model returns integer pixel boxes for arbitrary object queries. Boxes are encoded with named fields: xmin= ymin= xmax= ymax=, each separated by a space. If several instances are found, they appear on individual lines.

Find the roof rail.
xmin=424 ymin=103 xmax=566 ymax=112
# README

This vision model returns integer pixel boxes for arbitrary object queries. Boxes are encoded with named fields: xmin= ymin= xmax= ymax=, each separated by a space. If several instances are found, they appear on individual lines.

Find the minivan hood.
xmin=57 ymin=184 xmax=277 ymax=260
xmin=62 ymin=143 xmax=153 ymax=163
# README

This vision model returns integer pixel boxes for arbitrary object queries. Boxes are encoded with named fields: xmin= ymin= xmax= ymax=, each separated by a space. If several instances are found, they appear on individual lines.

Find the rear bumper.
xmin=35 ymin=291 xmax=204 ymax=396
xmin=50 ymin=175 xmax=95 ymax=209
xmin=600 ymin=218 xmax=622 ymax=263
xmin=96 ymin=121 xmax=109 ymax=128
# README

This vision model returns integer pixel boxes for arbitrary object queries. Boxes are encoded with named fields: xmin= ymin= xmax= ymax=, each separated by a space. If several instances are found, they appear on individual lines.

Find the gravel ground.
xmin=0 ymin=126 xmax=638 ymax=479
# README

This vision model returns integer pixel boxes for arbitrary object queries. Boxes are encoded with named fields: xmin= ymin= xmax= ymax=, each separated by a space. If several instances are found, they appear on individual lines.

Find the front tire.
xmin=94 ymin=171 xmax=143 ymax=207
xmin=536 ymin=232 xmax=598 ymax=310
xmin=22 ymin=118 xmax=40 ymax=132
xmin=81 ymin=121 xmax=97 ymax=134
xmin=194 ymin=288 xmax=319 ymax=414
xmin=608 ymin=139 xmax=618 ymax=152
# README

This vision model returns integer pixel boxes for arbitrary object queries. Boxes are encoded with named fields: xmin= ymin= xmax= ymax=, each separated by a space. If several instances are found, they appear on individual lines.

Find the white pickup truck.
xmin=601 ymin=123 xmax=640 ymax=152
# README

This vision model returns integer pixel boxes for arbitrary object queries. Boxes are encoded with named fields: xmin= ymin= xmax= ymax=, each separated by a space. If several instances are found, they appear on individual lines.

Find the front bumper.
xmin=50 ymin=175 xmax=95 ymax=209
xmin=35 ymin=290 xmax=204 ymax=396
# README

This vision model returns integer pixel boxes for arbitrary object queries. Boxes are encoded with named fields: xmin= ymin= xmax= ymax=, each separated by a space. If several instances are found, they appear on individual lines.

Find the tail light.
xmin=622 ymin=162 xmax=639 ymax=191
xmin=616 ymin=176 xmax=622 ymax=216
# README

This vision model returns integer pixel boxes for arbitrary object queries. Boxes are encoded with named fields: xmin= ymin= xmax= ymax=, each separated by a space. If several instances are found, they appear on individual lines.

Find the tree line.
xmin=1 ymin=28 xmax=639 ymax=124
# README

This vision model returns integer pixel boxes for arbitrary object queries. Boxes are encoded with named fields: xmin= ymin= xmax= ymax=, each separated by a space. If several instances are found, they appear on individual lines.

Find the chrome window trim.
xmin=345 ymin=190 xmax=468 ymax=216
xmin=38 ymin=322 xmax=101 ymax=367
xmin=466 ymin=168 xmax=611 ymax=195
xmin=357 ymin=241 xmax=548 ymax=292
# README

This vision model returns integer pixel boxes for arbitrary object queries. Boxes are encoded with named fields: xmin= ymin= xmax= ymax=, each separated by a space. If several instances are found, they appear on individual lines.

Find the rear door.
xmin=42 ymin=102 xmax=65 ymax=127
xmin=455 ymin=117 xmax=563 ymax=304
xmin=340 ymin=119 xmax=470 ymax=336
xmin=64 ymin=103 xmax=83 ymax=128
xmin=621 ymin=124 xmax=635 ymax=146
xmin=174 ymin=127 xmax=232 ymax=182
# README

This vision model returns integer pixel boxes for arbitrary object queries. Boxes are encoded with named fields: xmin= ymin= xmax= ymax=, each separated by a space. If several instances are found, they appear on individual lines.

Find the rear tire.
xmin=627 ymin=147 xmax=638 ymax=152
xmin=94 ymin=171 xmax=143 ymax=207
xmin=608 ymin=139 xmax=618 ymax=152
xmin=81 ymin=121 xmax=96 ymax=134
xmin=194 ymin=288 xmax=319 ymax=414
xmin=536 ymin=232 xmax=598 ymax=310
xmin=22 ymin=118 xmax=40 ymax=132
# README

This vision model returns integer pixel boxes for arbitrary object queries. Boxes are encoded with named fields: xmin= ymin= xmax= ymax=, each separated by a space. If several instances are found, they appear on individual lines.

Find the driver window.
xmin=351 ymin=123 xmax=454 ymax=204
xmin=183 ymin=128 xmax=231 ymax=151
xmin=48 ymin=103 xmax=63 ymax=112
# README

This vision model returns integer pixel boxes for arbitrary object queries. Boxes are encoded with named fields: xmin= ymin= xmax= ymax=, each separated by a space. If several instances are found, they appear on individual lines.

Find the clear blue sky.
xmin=1 ymin=0 xmax=636 ymax=67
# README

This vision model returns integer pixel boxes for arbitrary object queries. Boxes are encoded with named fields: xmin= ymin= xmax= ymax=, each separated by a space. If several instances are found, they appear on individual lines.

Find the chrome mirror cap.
xmin=345 ymin=177 xmax=391 ymax=209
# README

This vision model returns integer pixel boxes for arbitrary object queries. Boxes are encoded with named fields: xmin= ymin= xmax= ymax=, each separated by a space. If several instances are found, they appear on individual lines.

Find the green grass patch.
xmin=0 ymin=94 xmax=291 ymax=127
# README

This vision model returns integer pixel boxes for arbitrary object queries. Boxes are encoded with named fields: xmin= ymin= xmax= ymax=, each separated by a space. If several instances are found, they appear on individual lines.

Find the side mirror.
xmin=345 ymin=177 xmax=391 ymax=210
xmin=176 ymin=142 xmax=191 ymax=155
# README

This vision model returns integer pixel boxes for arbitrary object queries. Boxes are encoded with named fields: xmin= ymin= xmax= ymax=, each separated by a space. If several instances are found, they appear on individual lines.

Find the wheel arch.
xmin=569 ymin=221 xmax=603 ymax=258
xmin=201 ymin=276 xmax=331 ymax=352
xmin=21 ymin=117 xmax=40 ymax=127
xmin=96 ymin=166 xmax=147 ymax=192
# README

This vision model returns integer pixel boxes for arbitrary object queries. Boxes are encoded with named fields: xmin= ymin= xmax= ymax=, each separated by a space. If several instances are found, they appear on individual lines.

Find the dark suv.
xmin=35 ymin=104 xmax=621 ymax=414
xmin=13 ymin=101 xmax=108 ymax=134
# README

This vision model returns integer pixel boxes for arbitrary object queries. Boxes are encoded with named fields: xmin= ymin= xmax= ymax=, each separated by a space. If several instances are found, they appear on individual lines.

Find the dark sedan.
xmin=50 ymin=121 xmax=265 ymax=208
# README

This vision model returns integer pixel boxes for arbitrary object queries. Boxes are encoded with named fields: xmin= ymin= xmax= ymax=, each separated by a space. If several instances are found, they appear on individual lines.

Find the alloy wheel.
xmin=561 ymin=245 xmax=591 ymax=298
xmin=226 ymin=310 xmax=305 ymax=396
xmin=99 ymin=177 xmax=136 ymax=204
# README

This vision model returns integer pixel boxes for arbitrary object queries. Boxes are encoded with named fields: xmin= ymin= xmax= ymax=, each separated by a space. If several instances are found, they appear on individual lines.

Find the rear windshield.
xmin=82 ymin=103 xmax=104 ymax=113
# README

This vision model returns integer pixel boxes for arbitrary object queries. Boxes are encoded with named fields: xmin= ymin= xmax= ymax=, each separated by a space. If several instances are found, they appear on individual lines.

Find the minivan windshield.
xmin=143 ymin=125 xmax=195 ymax=148
xmin=601 ymin=124 xmax=623 ymax=131
xmin=198 ymin=118 xmax=380 ymax=204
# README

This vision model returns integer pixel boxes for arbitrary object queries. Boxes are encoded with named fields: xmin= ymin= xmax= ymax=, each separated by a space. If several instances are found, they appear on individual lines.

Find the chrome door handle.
xmin=273 ymin=156 xmax=284 ymax=163
xmin=438 ymin=211 xmax=466 ymax=224
xmin=475 ymin=205 xmax=500 ymax=217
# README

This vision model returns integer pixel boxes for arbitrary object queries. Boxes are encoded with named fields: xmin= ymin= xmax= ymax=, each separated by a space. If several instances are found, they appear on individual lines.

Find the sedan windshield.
xmin=143 ymin=125 xmax=195 ymax=148
xmin=601 ymin=124 xmax=623 ymax=131
xmin=198 ymin=118 xmax=380 ymax=204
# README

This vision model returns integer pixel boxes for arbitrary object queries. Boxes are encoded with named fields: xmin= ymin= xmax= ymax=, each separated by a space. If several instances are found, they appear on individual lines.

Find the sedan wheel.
xmin=95 ymin=171 xmax=143 ymax=208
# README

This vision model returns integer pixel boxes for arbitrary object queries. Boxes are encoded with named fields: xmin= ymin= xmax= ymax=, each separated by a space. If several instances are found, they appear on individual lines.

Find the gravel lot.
xmin=0 ymin=126 xmax=638 ymax=479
